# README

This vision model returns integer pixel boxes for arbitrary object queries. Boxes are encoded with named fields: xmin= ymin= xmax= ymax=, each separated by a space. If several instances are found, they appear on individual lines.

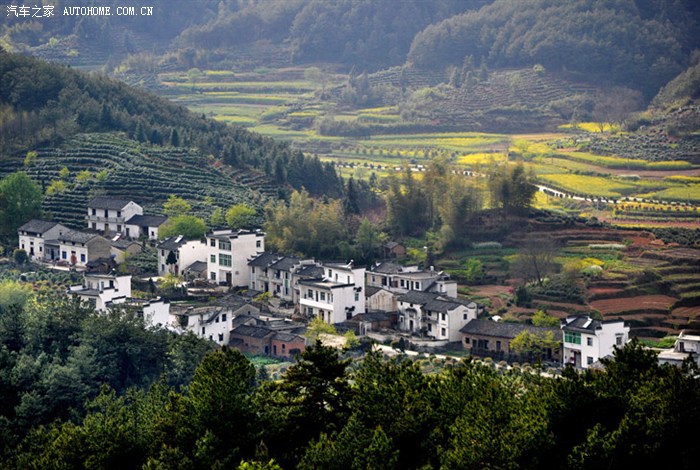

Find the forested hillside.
xmin=0 ymin=50 xmax=342 ymax=205
xmin=408 ymin=0 xmax=700 ymax=98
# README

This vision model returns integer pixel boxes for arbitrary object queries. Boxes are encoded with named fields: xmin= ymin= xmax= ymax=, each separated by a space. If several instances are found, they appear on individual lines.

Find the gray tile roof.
xmin=184 ymin=260 xmax=207 ymax=272
xmin=88 ymin=196 xmax=135 ymax=210
xmin=18 ymin=219 xmax=61 ymax=234
xmin=111 ymin=239 xmax=140 ymax=250
xmin=460 ymin=319 xmax=559 ymax=339
xmin=296 ymin=265 xmax=325 ymax=278
xmin=157 ymin=236 xmax=187 ymax=251
xmin=57 ymin=230 xmax=101 ymax=244
xmin=398 ymin=290 xmax=476 ymax=313
xmin=370 ymin=262 xmax=407 ymax=274
xmin=273 ymin=332 xmax=304 ymax=342
xmin=125 ymin=214 xmax=168 ymax=227
xmin=230 ymin=324 xmax=274 ymax=339
xmin=365 ymin=286 xmax=385 ymax=297
xmin=270 ymin=256 xmax=300 ymax=271
xmin=562 ymin=315 xmax=603 ymax=333
xmin=248 ymin=252 xmax=281 ymax=268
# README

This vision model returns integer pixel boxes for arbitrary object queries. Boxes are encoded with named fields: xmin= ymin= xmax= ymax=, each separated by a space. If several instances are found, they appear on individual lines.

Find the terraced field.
xmin=0 ymin=133 xmax=276 ymax=227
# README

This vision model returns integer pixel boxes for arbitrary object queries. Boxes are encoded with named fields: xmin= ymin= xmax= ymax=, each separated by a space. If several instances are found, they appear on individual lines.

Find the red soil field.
xmin=590 ymin=295 xmax=677 ymax=314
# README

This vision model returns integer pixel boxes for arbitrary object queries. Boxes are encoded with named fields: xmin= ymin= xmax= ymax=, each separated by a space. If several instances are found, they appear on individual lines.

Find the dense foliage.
xmin=408 ymin=0 xmax=700 ymax=98
xmin=0 ymin=50 xmax=341 ymax=195
xmin=176 ymin=0 xmax=487 ymax=69
xmin=0 ymin=287 xmax=215 ymax=460
xmin=2 ymin=338 xmax=697 ymax=469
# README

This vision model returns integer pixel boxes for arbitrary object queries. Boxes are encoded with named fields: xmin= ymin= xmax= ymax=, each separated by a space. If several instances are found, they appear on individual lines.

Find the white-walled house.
xmin=174 ymin=299 xmax=260 ymax=346
xmin=248 ymin=252 xmax=316 ymax=303
xmin=298 ymin=261 xmax=366 ymax=324
xmin=397 ymin=291 xmax=479 ymax=342
xmin=68 ymin=271 xmax=132 ymax=311
xmin=206 ymin=229 xmax=265 ymax=287
xmin=124 ymin=214 xmax=168 ymax=240
xmin=658 ymin=330 xmax=700 ymax=366
xmin=365 ymin=286 xmax=396 ymax=312
xmin=157 ymin=236 xmax=208 ymax=276
xmin=47 ymin=230 xmax=112 ymax=267
xmin=86 ymin=197 xmax=142 ymax=236
xmin=561 ymin=315 xmax=629 ymax=368
xmin=367 ymin=262 xmax=457 ymax=297
xmin=17 ymin=219 xmax=70 ymax=261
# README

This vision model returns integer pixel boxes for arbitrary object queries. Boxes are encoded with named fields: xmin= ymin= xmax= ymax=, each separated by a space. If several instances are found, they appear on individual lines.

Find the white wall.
xmin=207 ymin=232 xmax=265 ymax=287
xmin=142 ymin=299 xmax=170 ymax=329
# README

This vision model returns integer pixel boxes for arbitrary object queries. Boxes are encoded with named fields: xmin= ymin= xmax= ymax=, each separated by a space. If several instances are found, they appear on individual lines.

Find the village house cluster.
xmin=16 ymin=197 xmax=645 ymax=368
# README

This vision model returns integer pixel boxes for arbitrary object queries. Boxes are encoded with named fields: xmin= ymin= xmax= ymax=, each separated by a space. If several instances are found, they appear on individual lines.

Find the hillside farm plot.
xmin=0 ymin=133 xmax=275 ymax=227
xmin=590 ymin=295 xmax=677 ymax=315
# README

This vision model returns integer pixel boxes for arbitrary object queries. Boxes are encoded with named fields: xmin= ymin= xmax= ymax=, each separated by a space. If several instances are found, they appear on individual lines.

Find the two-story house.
xmin=206 ymin=229 xmax=265 ymax=287
xmin=67 ymin=271 xmax=132 ymax=311
xmin=157 ymin=236 xmax=208 ymax=276
xmin=46 ymin=230 xmax=111 ymax=267
xmin=397 ymin=291 xmax=479 ymax=342
xmin=460 ymin=318 xmax=561 ymax=361
xmin=173 ymin=297 xmax=261 ymax=346
xmin=367 ymin=262 xmax=457 ymax=297
xmin=298 ymin=261 xmax=366 ymax=324
xmin=658 ymin=330 xmax=700 ymax=366
xmin=86 ymin=197 xmax=143 ymax=235
xmin=249 ymin=252 xmax=318 ymax=303
xmin=17 ymin=219 xmax=70 ymax=261
xmin=561 ymin=315 xmax=629 ymax=368
xmin=124 ymin=214 xmax=168 ymax=240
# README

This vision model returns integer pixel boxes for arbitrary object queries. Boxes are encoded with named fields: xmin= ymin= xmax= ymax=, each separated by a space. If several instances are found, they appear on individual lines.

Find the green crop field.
xmin=152 ymin=65 xmax=700 ymax=219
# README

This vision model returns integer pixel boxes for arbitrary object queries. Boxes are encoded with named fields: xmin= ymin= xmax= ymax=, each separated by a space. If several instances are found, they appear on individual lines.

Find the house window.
xmin=441 ymin=328 xmax=446 ymax=337
xmin=80 ymin=254 xmax=86 ymax=263
xmin=564 ymin=331 xmax=581 ymax=344
xmin=92 ymin=208 xmax=96 ymax=215
xmin=496 ymin=341 xmax=501 ymax=351
xmin=201 ymin=327 xmax=205 ymax=335
xmin=400 ymin=279 xmax=405 ymax=287
xmin=320 ymin=292 xmax=325 ymax=301
xmin=355 ymin=292 xmax=359 ymax=301
xmin=219 ymin=254 xmax=232 ymax=267
xmin=416 ymin=282 xmax=421 ymax=290
xmin=218 ymin=240 xmax=231 ymax=251
xmin=463 ymin=313 xmax=468 ymax=320
xmin=282 ymin=343 xmax=286 ymax=350
xmin=210 ymin=254 xmax=216 ymax=263
xmin=616 ymin=335 xmax=623 ymax=346
xmin=92 ymin=223 xmax=97 ymax=229
xmin=218 ymin=333 xmax=224 ymax=342
xmin=252 ymin=267 xmax=256 ymax=273
xmin=328 ymin=269 xmax=332 ymax=277
xmin=62 ymin=251 xmax=67 ymax=259
xmin=428 ymin=324 xmax=432 ymax=331
xmin=215 ymin=316 xmax=219 ymax=323
xmin=117 ymin=211 xmax=121 ymax=218
xmin=210 ymin=272 xmax=216 ymax=281
xmin=307 ymin=289 xmax=312 ymax=298
xmin=222 ymin=314 xmax=227 ymax=322
xmin=117 ymin=224 xmax=122 ymax=232
xmin=464 ymin=337 xmax=470 ymax=344
xmin=210 ymin=239 xmax=216 ymax=247
xmin=161 ymin=250 xmax=165 ymax=256
xmin=104 ymin=210 xmax=108 ymax=217
xmin=587 ymin=356 xmax=594 ymax=365
xmin=587 ymin=337 xmax=593 ymax=346
xmin=256 ymin=240 xmax=261 ymax=248
xmin=441 ymin=313 xmax=446 ymax=321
